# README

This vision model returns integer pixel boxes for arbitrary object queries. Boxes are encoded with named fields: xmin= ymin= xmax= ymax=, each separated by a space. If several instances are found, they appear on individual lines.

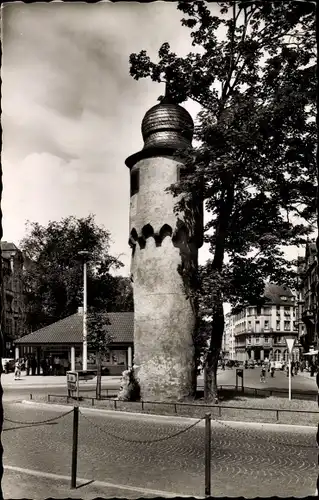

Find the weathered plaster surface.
xmin=131 ymin=236 xmax=196 ymax=401
xmin=128 ymin=155 xmax=201 ymax=401
xmin=130 ymin=156 xmax=184 ymax=236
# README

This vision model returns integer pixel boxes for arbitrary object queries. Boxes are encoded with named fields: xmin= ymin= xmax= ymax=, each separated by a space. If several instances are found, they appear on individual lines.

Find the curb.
xmin=20 ymin=400 xmax=317 ymax=432
xmin=4 ymin=465 xmax=190 ymax=498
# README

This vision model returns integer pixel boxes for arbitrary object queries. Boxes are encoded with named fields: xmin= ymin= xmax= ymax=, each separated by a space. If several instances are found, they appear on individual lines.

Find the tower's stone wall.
xmin=132 ymin=235 xmax=196 ymax=401
xmin=130 ymin=156 xmax=183 ymax=235
xmin=126 ymin=100 xmax=202 ymax=402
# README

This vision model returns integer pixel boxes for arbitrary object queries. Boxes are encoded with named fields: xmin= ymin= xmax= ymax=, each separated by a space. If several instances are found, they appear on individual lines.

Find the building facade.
xmin=298 ymin=242 xmax=318 ymax=353
xmin=1 ymin=242 xmax=26 ymax=357
xmin=125 ymin=94 xmax=203 ymax=401
xmin=15 ymin=310 xmax=134 ymax=376
xmin=232 ymin=284 xmax=301 ymax=362
xmin=223 ymin=312 xmax=235 ymax=359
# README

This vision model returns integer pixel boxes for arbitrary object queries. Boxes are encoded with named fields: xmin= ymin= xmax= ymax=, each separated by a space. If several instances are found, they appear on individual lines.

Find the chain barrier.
xmin=4 ymin=408 xmax=74 ymax=425
xmin=200 ymin=391 xmax=317 ymax=450
xmin=210 ymin=413 xmax=317 ymax=449
xmin=79 ymin=409 xmax=204 ymax=444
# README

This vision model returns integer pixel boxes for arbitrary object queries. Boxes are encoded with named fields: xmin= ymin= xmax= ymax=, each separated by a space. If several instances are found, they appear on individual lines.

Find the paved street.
xmin=199 ymin=367 xmax=318 ymax=394
xmin=2 ymin=401 xmax=317 ymax=498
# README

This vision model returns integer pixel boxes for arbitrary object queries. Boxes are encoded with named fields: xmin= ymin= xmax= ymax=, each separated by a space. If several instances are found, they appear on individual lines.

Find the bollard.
xmin=174 ymin=404 xmax=177 ymax=414
xmin=276 ymin=409 xmax=279 ymax=421
xmin=114 ymin=399 xmax=117 ymax=410
xmin=30 ymin=393 xmax=32 ymax=401
xmin=205 ymin=413 xmax=211 ymax=497
xmin=92 ymin=398 xmax=94 ymax=406
xmin=218 ymin=406 xmax=221 ymax=418
xmin=71 ymin=406 xmax=79 ymax=489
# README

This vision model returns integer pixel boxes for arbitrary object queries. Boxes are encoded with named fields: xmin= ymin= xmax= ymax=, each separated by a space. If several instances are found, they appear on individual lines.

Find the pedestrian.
xmin=25 ymin=356 xmax=30 ymax=376
xmin=260 ymin=364 xmax=266 ymax=383
xmin=31 ymin=356 xmax=37 ymax=376
xmin=20 ymin=358 xmax=25 ymax=371
xmin=14 ymin=359 xmax=21 ymax=380
xmin=286 ymin=364 xmax=289 ymax=377
xmin=53 ymin=356 xmax=61 ymax=375
xmin=311 ymin=363 xmax=315 ymax=377
xmin=40 ymin=358 xmax=47 ymax=376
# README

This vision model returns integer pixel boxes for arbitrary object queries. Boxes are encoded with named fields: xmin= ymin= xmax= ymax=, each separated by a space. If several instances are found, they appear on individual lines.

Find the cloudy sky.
xmin=1 ymin=1 xmax=305 ymax=283
xmin=2 ymin=1 xmax=211 ymax=276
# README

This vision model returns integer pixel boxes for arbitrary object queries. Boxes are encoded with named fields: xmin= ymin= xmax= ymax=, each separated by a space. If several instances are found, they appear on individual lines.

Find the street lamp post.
xmin=78 ymin=250 xmax=90 ymax=372
xmin=285 ymin=335 xmax=295 ymax=401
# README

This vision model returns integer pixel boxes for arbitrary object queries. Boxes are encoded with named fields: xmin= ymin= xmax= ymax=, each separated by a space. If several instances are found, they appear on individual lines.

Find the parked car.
xmin=274 ymin=361 xmax=285 ymax=370
xmin=1 ymin=358 xmax=15 ymax=373
xmin=247 ymin=360 xmax=256 ymax=369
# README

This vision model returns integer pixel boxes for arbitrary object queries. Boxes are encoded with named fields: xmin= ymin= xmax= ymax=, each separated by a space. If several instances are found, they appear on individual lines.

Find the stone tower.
xmin=125 ymin=96 xmax=203 ymax=401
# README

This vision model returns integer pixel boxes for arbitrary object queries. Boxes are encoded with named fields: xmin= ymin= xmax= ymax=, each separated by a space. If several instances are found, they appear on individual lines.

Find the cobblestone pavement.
xmin=204 ymin=368 xmax=318 ymax=394
xmin=2 ymin=402 xmax=318 ymax=498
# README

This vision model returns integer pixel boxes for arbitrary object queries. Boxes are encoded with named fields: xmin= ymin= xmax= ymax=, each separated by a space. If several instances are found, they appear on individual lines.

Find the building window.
xmin=247 ymin=336 xmax=251 ymax=344
xmin=276 ymin=305 xmax=281 ymax=316
xmin=276 ymin=320 xmax=280 ymax=331
xmin=293 ymin=321 xmax=298 ymax=331
xmin=130 ymin=169 xmax=139 ymax=196
xmin=264 ymin=336 xmax=269 ymax=343
xmin=263 ymin=307 xmax=271 ymax=315
xmin=255 ymin=337 xmax=260 ymax=344
xmin=264 ymin=320 xmax=269 ymax=330
xmin=284 ymin=321 xmax=290 ymax=331
xmin=274 ymin=349 xmax=281 ymax=361
xmin=256 ymin=306 xmax=261 ymax=316
xmin=283 ymin=349 xmax=289 ymax=362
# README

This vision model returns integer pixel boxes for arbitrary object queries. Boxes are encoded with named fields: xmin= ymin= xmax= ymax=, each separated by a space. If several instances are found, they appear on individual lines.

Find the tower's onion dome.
xmin=141 ymin=102 xmax=194 ymax=150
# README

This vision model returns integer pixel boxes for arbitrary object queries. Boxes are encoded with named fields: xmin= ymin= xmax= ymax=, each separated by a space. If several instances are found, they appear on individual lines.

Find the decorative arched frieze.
xmin=142 ymin=224 xmax=154 ymax=239
xmin=159 ymin=224 xmax=173 ymax=241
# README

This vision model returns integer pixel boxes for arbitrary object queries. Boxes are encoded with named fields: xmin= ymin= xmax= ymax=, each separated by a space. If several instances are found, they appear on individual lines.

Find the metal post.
xmin=71 ymin=406 xmax=79 ymax=489
xmin=205 ymin=413 xmax=211 ymax=497
xmin=83 ymin=260 xmax=88 ymax=372
xmin=204 ymin=365 xmax=208 ymax=402
xmin=288 ymin=356 xmax=292 ymax=401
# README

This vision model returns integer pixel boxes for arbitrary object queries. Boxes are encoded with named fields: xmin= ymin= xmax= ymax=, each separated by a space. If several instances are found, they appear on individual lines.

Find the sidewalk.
xmin=1 ymin=372 xmax=122 ymax=388
xmin=3 ymin=465 xmax=182 ymax=499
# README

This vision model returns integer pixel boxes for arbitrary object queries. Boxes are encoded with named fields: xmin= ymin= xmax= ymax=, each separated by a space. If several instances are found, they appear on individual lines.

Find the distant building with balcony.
xmin=223 ymin=312 xmax=235 ymax=359
xmin=233 ymin=283 xmax=301 ymax=362
xmin=1 ymin=241 xmax=26 ymax=357
xmin=298 ymin=242 xmax=318 ymax=353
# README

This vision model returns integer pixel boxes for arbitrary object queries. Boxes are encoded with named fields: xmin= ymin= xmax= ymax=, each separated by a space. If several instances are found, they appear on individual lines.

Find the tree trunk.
xmin=204 ymin=302 xmax=225 ymax=403
xmin=96 ymin=352 xmax=102 ymax=400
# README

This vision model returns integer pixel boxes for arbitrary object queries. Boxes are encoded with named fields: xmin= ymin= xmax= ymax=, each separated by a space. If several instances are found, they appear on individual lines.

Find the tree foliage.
xmin=87 ymin=308 xmax=113 ymax=400
xmin=21 ymin=215 xmax=133 ymax=332
xmin=129 ymin=0 xmax=316 ymax=398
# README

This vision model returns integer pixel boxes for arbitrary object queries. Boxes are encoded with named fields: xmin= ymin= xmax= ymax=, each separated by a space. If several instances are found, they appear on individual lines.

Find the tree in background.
xmin=129 ymin=0 xmax=316 ymax=400
xmin=87 ymin=309 xmax=113 ymax=400
xmin=21 ymin=215 xmax=133 ymax=332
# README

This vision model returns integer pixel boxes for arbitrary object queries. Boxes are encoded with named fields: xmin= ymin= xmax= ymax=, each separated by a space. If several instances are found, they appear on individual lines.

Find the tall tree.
xmin=20 ymin=215 xmax=132 ymax=332
xmin=129 ymin=0 xmax=316 ymax=399
xmin=87 ymin=309 xmax=113 ymax=400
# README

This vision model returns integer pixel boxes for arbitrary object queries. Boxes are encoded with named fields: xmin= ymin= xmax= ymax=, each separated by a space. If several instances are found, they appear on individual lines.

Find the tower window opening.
xmin=130 ymin=169 xmax=140 ymax=196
